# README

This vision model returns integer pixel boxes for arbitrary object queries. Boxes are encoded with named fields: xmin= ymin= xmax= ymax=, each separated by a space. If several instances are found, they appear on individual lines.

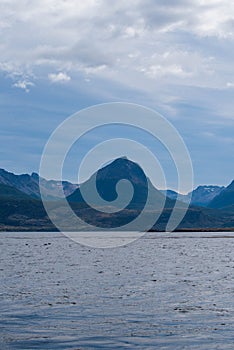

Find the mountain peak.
xmin=67 ymin=156 xmax=171 ymax=206
xmin=106 ymin=156 xmax=131 ymax=166
xmin=97 ymin=157 xmax=147 ymax=187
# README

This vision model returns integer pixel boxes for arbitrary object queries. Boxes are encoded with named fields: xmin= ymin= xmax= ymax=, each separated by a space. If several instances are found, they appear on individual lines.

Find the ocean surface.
xmin=0 ymin=232 xmax=234 ymax=349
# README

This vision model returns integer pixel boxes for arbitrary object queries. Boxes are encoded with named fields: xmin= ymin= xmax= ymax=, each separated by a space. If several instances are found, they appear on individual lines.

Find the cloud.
xmin=0 ymin=1 xmax=233 ymax=76
xmin=0 ymin=0 xmax=233 ymax=118
xmin=48 ymin=72 xmax=71 ymax=83
xmin=13 ymin=80 xmax=34 ymax=92
xmin=226 ymin=82 xmax=234 ymax=88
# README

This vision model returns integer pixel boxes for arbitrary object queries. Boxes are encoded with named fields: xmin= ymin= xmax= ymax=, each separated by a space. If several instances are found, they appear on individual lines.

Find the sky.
xmin=0 ymin=0 xmax=234 ymax=191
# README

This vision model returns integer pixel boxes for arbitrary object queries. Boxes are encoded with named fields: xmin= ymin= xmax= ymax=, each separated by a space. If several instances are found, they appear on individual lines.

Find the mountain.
xmin=0 ymin=183 xmax=32 ymax=200
xmin=67 ymin=157 xmax=179 ymax=229
xmin=0 ymin=169 xmax=40 ymax=198
xmin=208 ymin=180 xmax=234 ymax=209
xmin=163 ymin=185 xmax=224 ymax=207
xmin=0 ymin=183 xmax=53 ymax=231
xmin=31 ymin=172 xmax=79 ymax=198
xmin=0 ymin=160 xmax=233 ymax=232
xmin=68 ymin=157 xmax=175 ymax=209
xmin=0 ymin=166 xmax=225 ymax=206
xmin=0 ymin=168 xmax=78 ymax=199
xmin=190 ymin=185 xmax=225 ymax=206
xmin=161 ymin=189 xmax=189 ymax=204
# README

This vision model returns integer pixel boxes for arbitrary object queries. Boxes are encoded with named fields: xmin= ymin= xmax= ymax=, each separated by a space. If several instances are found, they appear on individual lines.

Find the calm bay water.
xmin=0 ymin=232 xmax=234 ymax=349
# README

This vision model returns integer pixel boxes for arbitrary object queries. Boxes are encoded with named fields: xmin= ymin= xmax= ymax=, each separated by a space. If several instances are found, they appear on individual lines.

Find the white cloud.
xmin=0 ymin=0 xmax=233 ymax=107
xmin=48 ymin=72 xmax=71 ymax=83
xmin=13 ymin=80 xmax=34 ymax=92
xmin=226 ymin=82 xmax=234 ymax=88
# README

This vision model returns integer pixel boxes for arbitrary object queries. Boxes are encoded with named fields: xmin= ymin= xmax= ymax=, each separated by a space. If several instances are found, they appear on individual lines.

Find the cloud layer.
xmin=0 ymin=0 xmax=234 ymax=97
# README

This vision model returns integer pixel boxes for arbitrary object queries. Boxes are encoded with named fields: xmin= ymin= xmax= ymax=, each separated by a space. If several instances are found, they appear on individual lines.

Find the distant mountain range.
xmin=0 ymin=168 xmax=78 ymax=199
xmin=0 ymin=158 xmax=233 ymax=231
xmin=162 ymin=185 xmax=224 ymax=207
xmin=0 ymin=164 xmax=228 ymax=206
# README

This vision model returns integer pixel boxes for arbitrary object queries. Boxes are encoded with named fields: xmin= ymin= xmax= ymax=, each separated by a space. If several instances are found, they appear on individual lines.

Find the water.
xmin=0 ymin=232 xmax=234 ymax=349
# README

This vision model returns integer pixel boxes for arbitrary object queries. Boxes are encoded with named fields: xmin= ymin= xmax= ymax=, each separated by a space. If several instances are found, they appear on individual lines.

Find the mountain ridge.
xmin=0 ymin=168 xmax=78 ymax=200
xmin=0 ymin=164 xmax=231 ymax=203
xmin=0 ymin=158 xmax=233 ymax=231
xmin=162 ymin=185 xmax=225 ymax=207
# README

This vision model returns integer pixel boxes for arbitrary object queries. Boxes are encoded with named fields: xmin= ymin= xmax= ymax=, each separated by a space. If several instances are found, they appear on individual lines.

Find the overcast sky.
xmin=0 ymin=0 xmax=233 ymax=190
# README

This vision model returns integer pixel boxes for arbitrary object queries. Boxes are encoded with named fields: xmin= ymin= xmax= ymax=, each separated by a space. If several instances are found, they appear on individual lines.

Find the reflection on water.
xmin=0 ymin=232 xmax=234 ymax=349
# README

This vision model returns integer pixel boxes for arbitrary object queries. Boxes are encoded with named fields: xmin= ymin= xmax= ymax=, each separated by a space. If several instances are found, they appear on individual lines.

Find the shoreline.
xmin=0 ymin=226 xmax=234 ymax=233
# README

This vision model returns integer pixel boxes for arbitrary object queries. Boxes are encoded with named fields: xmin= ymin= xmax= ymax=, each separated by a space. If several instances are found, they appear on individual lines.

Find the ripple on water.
xmin=0 ymin=232 xmax=234 ymax=349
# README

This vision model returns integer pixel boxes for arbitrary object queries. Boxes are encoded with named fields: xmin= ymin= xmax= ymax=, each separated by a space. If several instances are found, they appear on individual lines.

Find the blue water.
xmin=0 ymin=232 xmax=234 ymax=349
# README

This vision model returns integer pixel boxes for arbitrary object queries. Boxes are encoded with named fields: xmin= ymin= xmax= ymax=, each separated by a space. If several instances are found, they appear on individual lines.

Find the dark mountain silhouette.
xmin=0 ymin=159 xmax=233 ymax=231
xmin=208 ymin=180 xmax=234 ymax=209
xmin=68 ymin=157 xmax=175 ymax=209
xmin=67 ymin=157 xmax=233 ymax=230
xmin=67 ymin=157 xmax=174 ymax=228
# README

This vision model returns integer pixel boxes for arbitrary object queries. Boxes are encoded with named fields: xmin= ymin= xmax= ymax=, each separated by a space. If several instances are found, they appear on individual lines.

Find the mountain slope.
xmin=163 ymin=185 xmax=224 ymax=207
xmin=208 ymin=180 xmax=234 ymax=209
xmin=190 ymin=185 xmax=225 ymax=206
xmin=68 ymin=157 xmax=175 ymax=209
xmin=67 ymin=157 xmax=189 ymax=229
xmin=0 ymin=184 xmax=33 ymax=200
xmin=0 ymin=169 xmax=40 ymax=198
xmin=0 ymin=185 xmax=53 ymax=230
xmin=0 ymin=168 xmax=78 ymax=199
